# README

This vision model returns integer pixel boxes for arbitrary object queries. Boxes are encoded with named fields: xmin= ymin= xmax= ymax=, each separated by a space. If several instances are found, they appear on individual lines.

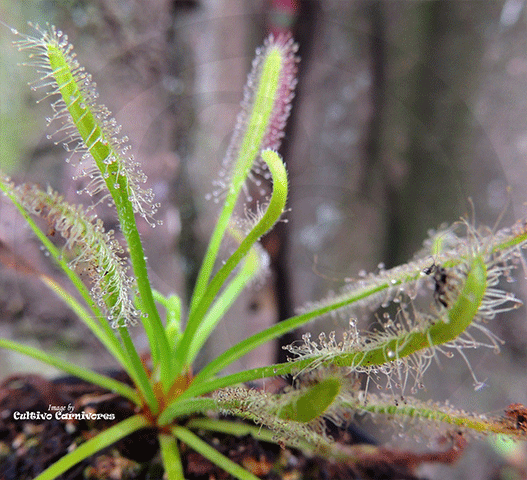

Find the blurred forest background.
xmin=2 ymin=1 xmax=527 ymax=478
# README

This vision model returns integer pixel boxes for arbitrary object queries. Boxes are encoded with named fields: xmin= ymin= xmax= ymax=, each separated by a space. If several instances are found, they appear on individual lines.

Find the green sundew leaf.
xmin=175 ymin=150 xmax=288 ymax=372
xmin=33 ymin=415 xmax=148 ymax=480
xmin=13 ymin=24 xmax=172 ymax=390
xmin=0 ymin=338 xmax=139 ymax=403
xmin=276 ymin=378 xmax=342 ymax=423
xmin=286 ymin=256 xmax=485 ymax=372
xmin=172 ymin=426 xmax=260 ymax=480
xmin=14 ymin=25 xmax=158 ymax=223
xmin=185 ymin=418 xmax=330 ymax=454
xmin=190 ymin=246 xmax=490 ymax=392
xmin=0 ymin=176 xmax=159 ymax=411
xmin=189 ymin=35 xmax=298 ymax=316
xmin=4 ymin=182 xmax=139 ymax=327
xmin=337 ymin=255 xmax=487 ymax=370
xmin=178 ymin=254 xmax=491 ymax=401
xmin=186 ymin=242 xmax=264 ymax=365
xmin=211 ymin=384 xmax=342 ymax=447
xmin=159 ymin=434 xmax=185 ymax=480
xmin=427 ymin=255 xmax=487 ymax=344
xmin=0 ymin=176 xmax=130 ymax=368
xmin=158 ymin=397 xmax=217 ymax=425
xmin=343 ymin=392 xmax=527 ymax=439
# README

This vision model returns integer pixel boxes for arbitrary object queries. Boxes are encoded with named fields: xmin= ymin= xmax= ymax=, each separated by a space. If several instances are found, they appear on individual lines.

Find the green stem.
xmin=39 ymin=274 xmax=130 ymax=371
xmin=116 ymin=203 xmax=172 ymax=389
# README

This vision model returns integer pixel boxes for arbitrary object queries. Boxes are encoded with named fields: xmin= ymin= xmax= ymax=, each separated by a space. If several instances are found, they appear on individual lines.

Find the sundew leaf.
xmin=189 ymin=218 xmax=527 ymax=393
xmin=175 ymin=149 xmax=288 ymax=372
xmin=340 ymin=392 xmax=527 ymax=440
xmin=179 ymin=217 xmax=527 ymax=409
xmin=189 ymin=34 xmax=298 ymax=315
xmin=0 ymin=337 xmax=139 ymax=403
xmin=14 ymin=23 xmax=160 ymax=225
xmin=276 ymin=377 xmax=342 ymax=423
xmin=172 ymin=426 xmax=261 ymax=480
xmin=33 ymin=415 xmax=149 ymax=480
xmin=11 ymin=23 xmax=171 ymax=385
xmin=213 ymin=378 xmax=344 ymax=445
xmin=2 ymin=180 xmax=138 ymax=326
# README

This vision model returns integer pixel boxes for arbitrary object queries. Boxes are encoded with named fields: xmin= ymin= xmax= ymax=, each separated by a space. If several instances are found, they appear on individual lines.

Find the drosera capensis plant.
xmin=1 ymin=21 xmax=527 ymax=480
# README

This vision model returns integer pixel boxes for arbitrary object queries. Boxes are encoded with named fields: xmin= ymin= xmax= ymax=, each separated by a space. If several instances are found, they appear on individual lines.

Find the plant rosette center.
xmin=143 ymin=369 xmax=195 ymax=426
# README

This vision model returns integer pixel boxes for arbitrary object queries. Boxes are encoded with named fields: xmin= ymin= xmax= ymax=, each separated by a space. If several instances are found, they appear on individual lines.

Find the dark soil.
xmin=0 ymin=372 xmax=158 ymax=480
xmin=0 ymin=373 xmax=461 ymax=480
